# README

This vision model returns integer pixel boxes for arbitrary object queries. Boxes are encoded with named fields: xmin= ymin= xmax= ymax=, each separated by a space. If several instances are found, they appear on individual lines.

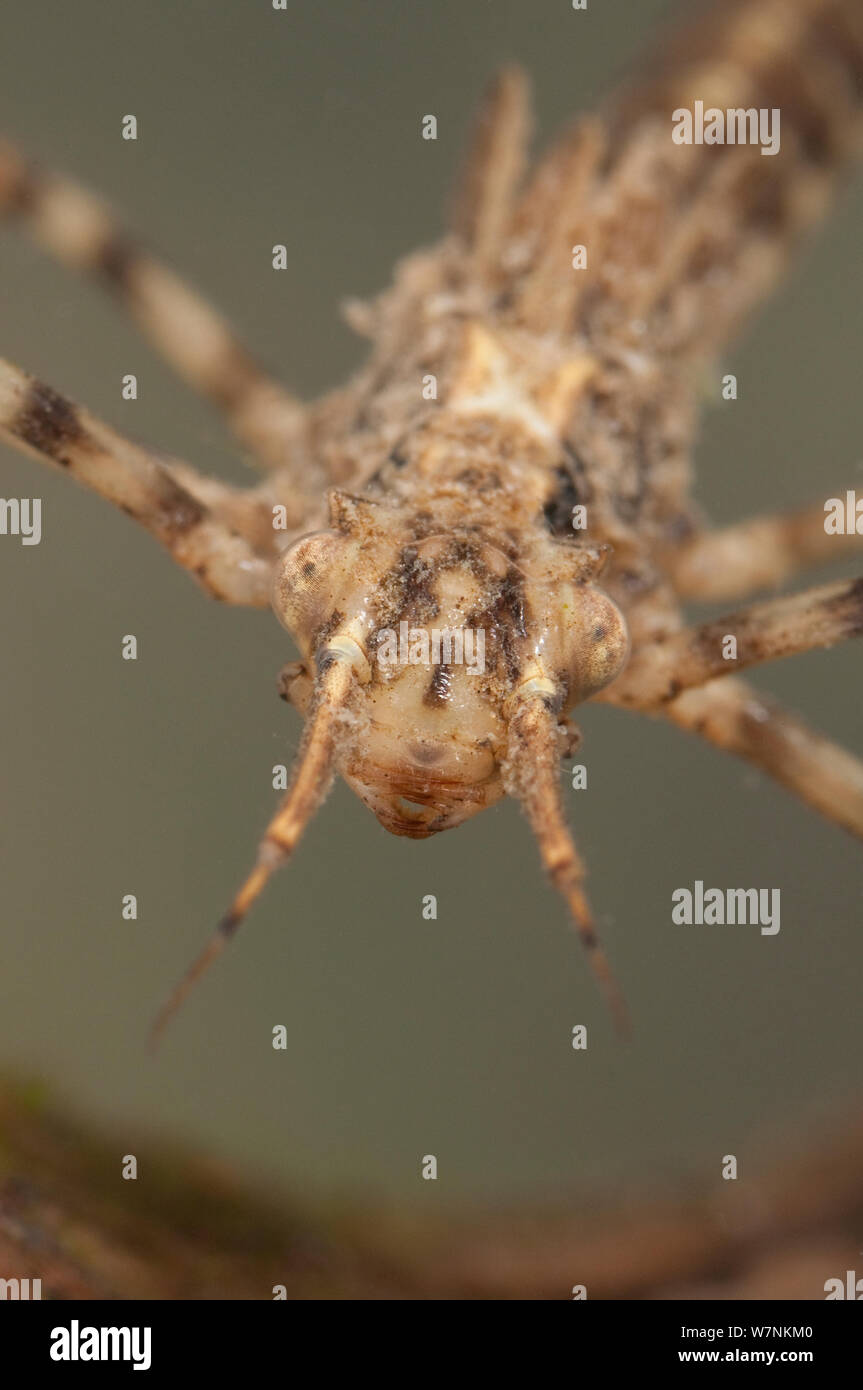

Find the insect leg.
xmin=666 ymin=501 xmax=863 ymax=602
xmin=659 ymin=676 xmax=863 ymax=842
xmin=604 ymin=576 xmax=863 ymax=708
xmin=167 ymin=461 xmax=303 ymax=559
xmin=506 ymin=691 xmax=630 ymax=1035
xmin=0 ymin=138 xmax=311 ymax=476
xmin=0 ymin=357 xmax=273 ymax=605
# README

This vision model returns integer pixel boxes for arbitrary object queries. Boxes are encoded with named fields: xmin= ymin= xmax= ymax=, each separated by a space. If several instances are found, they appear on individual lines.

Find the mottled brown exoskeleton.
xmin=1 ymin=0 xmax=862 ymax=1040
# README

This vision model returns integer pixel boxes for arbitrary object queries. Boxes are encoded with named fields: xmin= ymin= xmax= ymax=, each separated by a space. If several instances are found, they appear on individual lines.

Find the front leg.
xmin=665 ymin=499 xmax=863 ymax=602
xmin=0 ymin=138 xmax=311 ymax=479
xmin=604 ymin=577 xmax=863 ymax=709
xmin=0 ymin=357 xmax=276 ymax=606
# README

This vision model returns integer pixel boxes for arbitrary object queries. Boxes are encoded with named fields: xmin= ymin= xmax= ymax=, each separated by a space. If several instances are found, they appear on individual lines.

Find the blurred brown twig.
xmin=1 ymin=1078 xmax=861 ymax=1300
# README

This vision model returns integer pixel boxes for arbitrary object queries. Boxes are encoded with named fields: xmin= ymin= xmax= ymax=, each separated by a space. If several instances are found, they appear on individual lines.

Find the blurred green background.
xmin=1 ymin=0 xmax=861 ymax=1209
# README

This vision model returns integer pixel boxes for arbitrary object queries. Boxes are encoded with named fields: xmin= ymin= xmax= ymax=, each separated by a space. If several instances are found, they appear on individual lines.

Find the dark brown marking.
xmin=155 ymin=475 xmax=208 ymax=536
xmin=385 ymin=546 xmax=440 ymax=625
xmin=218 ymin=910 xmax=241 ymax=940
xmin=813 ymin=9 xmax=863 ymax=98
xmin=470 ymin=565 xmax=528 ymax=685
xmin=97 ymin=232 xmax=139 ymax=290
xmin=409 ymin=741 xmax=445 ymax=765
xmin=363 ymin=443 xmax=410 ymax=490
xmin=315 ymin=648 xmax=340 ymax=676
xmin=543 ymin=463 xmax=583 ymax=537
xmin=312 ymin=610 xmax=345 ymax=661
xmin=456 ymin=466 xmax=482 ymax=486
xmin=14 ymin=380 xmax=86 ymax=465
xmin=758 ymin=60 xmax=838 ymax=169
xmin=613 ymin=429 xmax=651 ymax=526
xmin=833 ymin=576 xmax=863 ymax=639
xmin=0 ymin=162 xmax=38 ymax=215
xmin=423 ymin=665 xmax=452 ymax=707
xmin=456 ymin=466 xmax=502 ymax=491
xmin=410 ymin=511 xmax=434 ymax=538
xmin=616 ymin=567 xmax=657 ymax=598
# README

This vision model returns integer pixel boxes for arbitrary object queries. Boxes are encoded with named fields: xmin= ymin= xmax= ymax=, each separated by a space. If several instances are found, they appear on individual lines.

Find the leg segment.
xmin=664 ymin=677 xmax=863 ymax=841
xmin=168 ymin=462 xmax=291 ymax=558
xmin=0 ymin=139 xmax=311 ymax=476
xmin=666 ymin=500 xmax=863 ymax=602
xmin=506 ymin=690 xmax=630 ymax=1035
xmin=605 ymin=576 xmax=863 ymax=709
xmin=0 ymin=358 xmax=273 ymax=605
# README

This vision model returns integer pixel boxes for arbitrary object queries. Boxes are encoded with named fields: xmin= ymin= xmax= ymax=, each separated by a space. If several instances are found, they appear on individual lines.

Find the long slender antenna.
xmin=149 ymin=655 xmax=354 ymax=1048
xmin=506 ymin=688 xmax=630 ymax=1037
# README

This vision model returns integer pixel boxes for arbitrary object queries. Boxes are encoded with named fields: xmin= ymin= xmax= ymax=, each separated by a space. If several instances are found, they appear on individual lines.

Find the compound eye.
xmin=272 ymin=530 xmax=342 ymax=640
xmin=575 ymin=592 xmax=630 ymax=698
xmin=539 ymin=584 xmax=630 ymax=704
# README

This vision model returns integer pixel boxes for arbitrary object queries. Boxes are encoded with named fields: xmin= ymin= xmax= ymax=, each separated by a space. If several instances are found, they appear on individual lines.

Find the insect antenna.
xmin=149 ymin=654 xmax=354 ymax=1048
xmin=507 ymin=687 xmax=631 ymax=1038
